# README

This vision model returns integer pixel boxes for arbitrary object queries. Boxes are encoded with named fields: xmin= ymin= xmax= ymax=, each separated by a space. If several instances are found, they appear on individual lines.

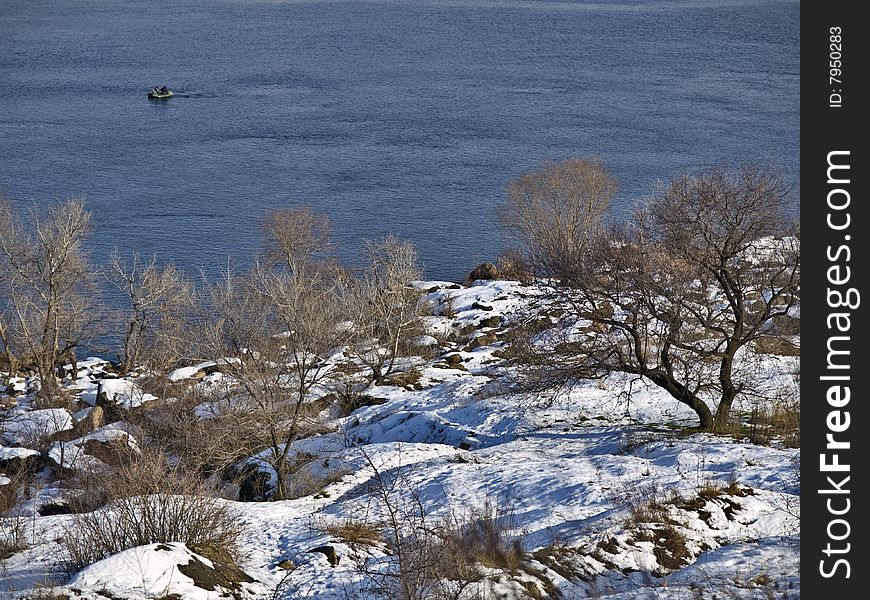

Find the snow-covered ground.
xmin=0 ymin=280 xmax=799 ymax=599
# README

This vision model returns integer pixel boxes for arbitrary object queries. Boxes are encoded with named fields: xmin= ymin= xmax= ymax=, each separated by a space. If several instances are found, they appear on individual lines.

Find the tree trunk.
xmin=685 ymin=392 xmax=714 ymax=430
xmin=0 ymin=324 xmax=17 ymax=381
xmin=713 ymin=345 xmax=740 ymax=430
xmin=647 ymin=370 xmax=714 ymax=430
xmin=713 ymin=388 xmax=738 ymax=430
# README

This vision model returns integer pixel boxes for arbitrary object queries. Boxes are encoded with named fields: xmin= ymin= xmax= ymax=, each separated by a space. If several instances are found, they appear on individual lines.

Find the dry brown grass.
xmin=326 ymin=520 xmax=385 ymax=547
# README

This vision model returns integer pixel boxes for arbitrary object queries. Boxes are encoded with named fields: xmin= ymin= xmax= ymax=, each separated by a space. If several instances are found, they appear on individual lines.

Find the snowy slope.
xmin=0 ymin=280 xmax=799 ymax=599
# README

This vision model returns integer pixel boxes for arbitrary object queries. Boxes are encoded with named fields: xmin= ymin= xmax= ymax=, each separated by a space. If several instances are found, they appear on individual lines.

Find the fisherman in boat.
xmin=160 ymin=85 xmax=168 ymax=94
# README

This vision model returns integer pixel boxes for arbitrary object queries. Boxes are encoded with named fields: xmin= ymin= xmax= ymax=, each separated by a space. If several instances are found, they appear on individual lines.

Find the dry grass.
xmin=747 ymin=399 xmax=800 ymax=448
xmin=1 ymin=470 xmax=33 ymax=558
xmin=615 ymin=483 xmax=678 ymax=527
xmin=326 ymin=520 xmax=385 ymax=547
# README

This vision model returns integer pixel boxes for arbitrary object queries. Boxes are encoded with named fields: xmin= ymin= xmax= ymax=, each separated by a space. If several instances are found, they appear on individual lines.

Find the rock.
xmin=467 ymin=262 xmax=500 ymax=282
xmin=459 ymin=323 xmax=478 ymax=336
xmin=75 ymin=405 xmax=105 ymax=435
xmin=50 ymin=406 xmax=104 ymax=442
xmin=179 ymin=543 xmax=255 ymax=595
xmin=432 ymin=362 xmax=468 ymax=372
xmin=236 ymin=465 xmax=274 ymax=502
xmin=466 ymin=332 xmax=496 ymax=351
xmin=444 ymin=353 xmax=464 ymax=365
xmin=38 ymin=502 xmax=73 ymax=516
xmin=80 ymin=436 xmax=134 ymax=468
xmin=411 ymin=334 xmax=439 ymax=347
xmin=277 ymin=559 xmax=296 ymax=571
xmin=309 ymin=545 xmax=340 ymax=566
xmin=94 ymin=385 xmax=123 ymax=423
xmin=0 ymin=447 xmax=41 ymax=476
xmin=340 ymin=395 xmax=388 ymax=416
xmin=477 ymin=315 xmax=502 ymax=329
xmin=471 ymin=301 xmax=494 ymax=311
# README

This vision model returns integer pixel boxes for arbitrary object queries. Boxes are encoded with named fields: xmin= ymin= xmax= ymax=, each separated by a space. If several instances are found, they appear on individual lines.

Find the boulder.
xmin=477 ymin=315 xmax=502 ymax=329
xmin=309 ymin=545 xmax=340 ymax=566
xmin=277 ymin=559 xmax=296 ymax=571
xmin=76 ymin=405 xmax=106 ymax=434
xmin=52 ymin=406 xmax=107 ymax=442
xmin=467 ymin=262 xmax=500 ymax=282
xmin=0 ymin=447 xmax=41 ymax=476
xmin=466 ymin=332 xmax=497 ymax=351
xmin=237 ymin=465 xmax=274 ymax=502
xmin=71 ymin=542 xmax=255 ymax=600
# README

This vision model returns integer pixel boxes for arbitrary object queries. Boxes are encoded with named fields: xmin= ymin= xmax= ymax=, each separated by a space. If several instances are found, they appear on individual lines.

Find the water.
xmin=0 ymin=0 xmax=799 ymax=281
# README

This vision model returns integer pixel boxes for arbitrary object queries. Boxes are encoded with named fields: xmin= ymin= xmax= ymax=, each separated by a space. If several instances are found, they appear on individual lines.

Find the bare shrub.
xmin=746 ymin=397 xmax=800 ymax=448
xmin=108 ymin=251 xmax=194 ymax=375
xmin=615 ymin=483 xmax=674 ymax=526
xmin=260 ymin=205 xmax=332 ymax=276
xmin=498 ymin=157 xmax=617 ymax=278
xmin=326 ymin=519 xmax=385 ymax=547
xmin=193 ymin=208 xmax=349 ymax=500
xmin=495 ymin=249 xmax=533 ymax=284
xmin=61 ymin=449 xmax=243 ymax=571
xmin=130 ymin=382 xmax=271 ymax=493
xmin=0 ymin=196 xmax=103 ymax=400
xmin=444 ymin=498 xmax=524 ymax=572
xmin=770 ymin=399 xmax=800 ymax=448
xmin=342 ymin=235 xmax=425 ymax=384
xmin=1 ymin=471 xmax=32 ymax=558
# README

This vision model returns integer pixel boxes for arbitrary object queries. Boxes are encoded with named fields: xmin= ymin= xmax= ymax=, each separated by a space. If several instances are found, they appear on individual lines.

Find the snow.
xmin=6 ymin=377 xmax=27 ymax=394
xmin=167 ymin=360 xmax=218 ymax=382
xmin=0 ymin=445 xmax=41 ymax=462
xmin=68 ymin=542 xmax=266 ymax=600
xmin=78 ymin=378 xmax=158 ymax=409
xmin=0 ymin=280 xmax=800 ymax=599
xmin=47 ymin=424 xmax=138 ymax=472
xmin=0 ymin=408 xmax=73 ymax=446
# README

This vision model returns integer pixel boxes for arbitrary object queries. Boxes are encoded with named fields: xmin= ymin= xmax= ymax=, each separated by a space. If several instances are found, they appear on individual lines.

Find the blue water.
xmin=0 ymin=0 xmax=799 ymax=281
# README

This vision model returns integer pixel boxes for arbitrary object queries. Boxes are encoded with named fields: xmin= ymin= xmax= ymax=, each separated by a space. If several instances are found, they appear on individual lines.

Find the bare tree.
xmin=0 ymin=199 xmax=18 ymax=380
xmin=500 ymin=163 xmax=799 ymax=430
xmin=194 ymin=208 xmax=348 ymax=499
xmin=498 ymin=157 xmax=618 ymax=276
xmin=260 ymin=205 xmax=332 ymax=278
xmin=108 ymin=251 xmax=193 ymax=375
xmin=0 ymin=195 xmax=101 ymax=400
xmin=343 ymin=235 xmax=424 ymax=383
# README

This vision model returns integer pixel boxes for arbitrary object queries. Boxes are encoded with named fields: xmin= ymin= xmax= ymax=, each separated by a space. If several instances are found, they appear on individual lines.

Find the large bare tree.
xmin=500 ymin=162 xmax=799 ymax=430
xmin=0 ymin=195 xmax=101 ymax=399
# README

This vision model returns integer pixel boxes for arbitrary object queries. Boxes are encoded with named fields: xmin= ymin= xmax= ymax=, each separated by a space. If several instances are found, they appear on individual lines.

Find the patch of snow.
xmin=79 ymin=378 xmax=158 ymax=409
xmin=167 ymin=360 xmax=218 ymax=382
xmin=47 ymin=424 xmax=138 ymax=472
xmin=0 ymin=445 xmax=41 ymax=462
xmin=1 ymin=408 xmax=73 ymax=446
xmin=68 ymin=542 xmax=265 ymax=600
xmin=6 ymin=377 xmax=27 ymax=394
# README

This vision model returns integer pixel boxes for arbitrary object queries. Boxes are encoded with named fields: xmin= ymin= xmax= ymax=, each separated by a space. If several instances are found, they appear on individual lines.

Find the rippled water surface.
xmin=0 ymin=0 xmax=799 ymax=280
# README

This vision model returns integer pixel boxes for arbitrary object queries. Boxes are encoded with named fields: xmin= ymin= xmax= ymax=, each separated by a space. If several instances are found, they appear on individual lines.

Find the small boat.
xmin=148 ymin=87 xmax=174 ymax=100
